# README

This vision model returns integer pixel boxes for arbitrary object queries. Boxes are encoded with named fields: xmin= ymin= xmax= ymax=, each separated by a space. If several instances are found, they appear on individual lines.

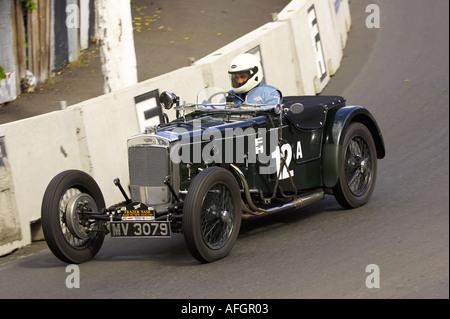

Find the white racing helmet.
xmin=228 ymin=53 xmax=263 ymax=94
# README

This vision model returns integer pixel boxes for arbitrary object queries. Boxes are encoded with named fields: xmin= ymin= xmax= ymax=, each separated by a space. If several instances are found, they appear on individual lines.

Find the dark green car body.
xmin=41 ymin=91 xmax=386 ymax=264
xmin=135 ymin=95 xmax=385 ymax=207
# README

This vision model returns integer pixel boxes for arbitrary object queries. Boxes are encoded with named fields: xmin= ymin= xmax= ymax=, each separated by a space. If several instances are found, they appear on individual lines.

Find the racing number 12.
xmin=271 ymin=141 xmax=303 ymax=180
xmin=272 ymin=144 xmax=294 ymax=180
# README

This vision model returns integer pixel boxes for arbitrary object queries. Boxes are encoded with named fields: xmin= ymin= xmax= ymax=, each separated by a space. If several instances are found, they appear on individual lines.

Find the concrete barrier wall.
xmin=0 ymin=0 xmax=350 ymax=256
xmin=193 ymin=20 xmax=301 ymax=96
xmin=0 ymin=109 xmax=86 ymax=253
xmin=277 ymin=0 xmax=351 ymax=93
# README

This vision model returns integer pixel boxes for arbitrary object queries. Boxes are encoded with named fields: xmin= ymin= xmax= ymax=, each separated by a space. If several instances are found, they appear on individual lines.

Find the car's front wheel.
xmin=41 ymin=170 xmax=106 ymax=264
xmin=333 ymin=123 xmax=378 ymax=209
xmin=183 ymin=166 xmax=242 ymax=263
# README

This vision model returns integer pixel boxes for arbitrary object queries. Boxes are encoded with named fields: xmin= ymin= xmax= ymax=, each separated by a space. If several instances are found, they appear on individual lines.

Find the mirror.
xmin=160 ymin=91 xmax=177 ymax=110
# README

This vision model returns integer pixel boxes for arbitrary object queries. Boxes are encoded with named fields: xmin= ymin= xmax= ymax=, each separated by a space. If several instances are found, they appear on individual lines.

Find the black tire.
xmin=41 ymin=170 xmax=106 ymax=264
xmin=183 ymin=166 xmax=242 ymax=263
xmin=333 ymin=123 xmax=378 ymax=209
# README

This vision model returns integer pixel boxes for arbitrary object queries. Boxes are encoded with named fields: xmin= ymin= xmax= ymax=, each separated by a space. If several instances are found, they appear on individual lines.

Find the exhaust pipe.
xmin=241 ymin=189 xmax=324 ymax=220
xmin=230 ymin=164 xmax=324 ymax=220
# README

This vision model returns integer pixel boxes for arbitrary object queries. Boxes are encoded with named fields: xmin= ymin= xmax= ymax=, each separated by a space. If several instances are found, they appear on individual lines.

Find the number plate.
xmin=110 ymin=221 xmax=171 ymax=238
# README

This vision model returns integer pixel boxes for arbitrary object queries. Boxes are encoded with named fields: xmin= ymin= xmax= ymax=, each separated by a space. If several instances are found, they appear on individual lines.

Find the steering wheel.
xmin=207 ymin=92 xmax=227 ymax=103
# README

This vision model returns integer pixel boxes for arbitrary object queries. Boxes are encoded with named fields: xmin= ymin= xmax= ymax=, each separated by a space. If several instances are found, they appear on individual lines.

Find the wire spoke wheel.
xmin=41 ymin=170 xmax=105 ymax=264
xmin=183 ymin=167 xmax=242 ymax=263
xmin=345 ymin=136 xmax=373 ymax=196
xmin=200 ymin=182 xmax=236 ymax=250
xmin=333 ymin=123 xmax=378 ymax=209
xmin=58 ymin=188 xmax=95 ymax=249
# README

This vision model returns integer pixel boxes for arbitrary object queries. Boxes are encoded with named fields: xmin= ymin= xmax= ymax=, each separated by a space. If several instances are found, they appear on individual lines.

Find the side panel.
xmin=272 ymin=122 xmax=324 ymax=192
xmin=171 ymin=107 xmax=385 ymax=195
xmin=233 ymin=116 xmax=325 ymax=193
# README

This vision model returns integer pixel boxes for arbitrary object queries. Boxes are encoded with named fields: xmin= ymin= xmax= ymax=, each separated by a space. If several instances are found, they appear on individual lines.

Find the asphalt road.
xmin=0 ymin=0 xmax=448 ymax=301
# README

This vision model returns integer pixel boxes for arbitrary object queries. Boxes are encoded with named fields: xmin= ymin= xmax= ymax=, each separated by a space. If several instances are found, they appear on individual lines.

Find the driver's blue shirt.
xmin=229 ymin=83 xmax=283 ymax=105
xmin=200 ymin=84 xmax=282 ymax=110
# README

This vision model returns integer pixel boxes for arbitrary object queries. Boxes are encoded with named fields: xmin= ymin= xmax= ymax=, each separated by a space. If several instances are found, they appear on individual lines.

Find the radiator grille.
xmin=128 ymin=145 xmax=169 ymax=187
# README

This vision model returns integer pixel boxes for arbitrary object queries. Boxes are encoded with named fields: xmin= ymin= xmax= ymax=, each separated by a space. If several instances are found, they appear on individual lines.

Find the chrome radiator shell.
xmin=127 ymin=134 xmax=179 ymax=212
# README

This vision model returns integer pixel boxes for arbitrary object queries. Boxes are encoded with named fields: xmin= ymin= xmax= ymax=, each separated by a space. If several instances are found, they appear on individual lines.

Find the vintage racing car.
xmin=41 ymin=87 xmax=385 ymax=264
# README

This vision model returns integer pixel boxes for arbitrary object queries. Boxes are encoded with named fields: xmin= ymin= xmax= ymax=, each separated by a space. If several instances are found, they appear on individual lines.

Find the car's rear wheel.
xmin=41 ymin=170 xmax=106 ymax=264
xmin=183 ymin=166 xmax=242 ymax=263
xmin=333 ymin=123 xmax=378 ymax=208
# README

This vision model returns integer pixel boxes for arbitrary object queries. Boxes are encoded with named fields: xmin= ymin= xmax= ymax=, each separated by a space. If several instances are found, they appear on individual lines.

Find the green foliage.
xmin=21 ymin=0 xmax=37 ymax=11
xmin=0 ymin=65 xmax=6 ymax=80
